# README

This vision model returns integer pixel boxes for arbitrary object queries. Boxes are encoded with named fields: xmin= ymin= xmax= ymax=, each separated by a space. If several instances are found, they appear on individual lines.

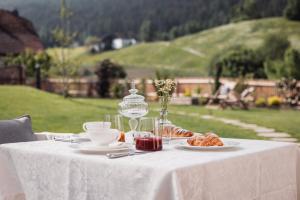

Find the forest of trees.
xmin=0 ymin=0 xmax=288 ymax=46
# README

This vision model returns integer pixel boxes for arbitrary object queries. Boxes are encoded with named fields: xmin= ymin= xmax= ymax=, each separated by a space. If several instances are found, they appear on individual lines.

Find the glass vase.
xmin=158 ymin=96 xmax=173 ymax=143
xmin=159 ymin=96 xmax=171 ymax=125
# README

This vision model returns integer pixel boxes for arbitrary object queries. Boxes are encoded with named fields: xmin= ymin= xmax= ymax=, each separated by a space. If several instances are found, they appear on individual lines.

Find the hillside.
xmin=0 ymin=0 xmax=286 ymax=45
xmin=54 ymin=18 xmax=300 ymax=77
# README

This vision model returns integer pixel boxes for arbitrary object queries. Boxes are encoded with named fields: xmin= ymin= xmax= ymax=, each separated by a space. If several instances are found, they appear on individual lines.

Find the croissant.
xmin=187 ymin=132 xmax=224 ymax=146
xmin=162 ymin=126 xmax=194 ymax=137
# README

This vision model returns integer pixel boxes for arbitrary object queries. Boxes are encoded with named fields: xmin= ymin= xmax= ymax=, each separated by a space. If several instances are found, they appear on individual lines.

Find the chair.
xmin=207 ymin=82 xmax=236 ymax=105
xmin=0 ymin=115 xmax=37 ymax=144
xmin=219 ymin=87 xmax=255 ymax=110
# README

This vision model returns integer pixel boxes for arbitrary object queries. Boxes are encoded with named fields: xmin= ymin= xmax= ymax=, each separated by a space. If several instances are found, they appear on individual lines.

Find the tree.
xmin=95 ymin=59 xmax=127 ymax=98
xmin=5 ymin=0 xmax=287 ymax=45
xmin=264 ymin=59 xmax=286 ymax=79
xmin=263 ymin=48 xmax=300 ymax=79
xmin=260 ymin=34 xmax=295 ymax=79
xmin=231 ymin=0 xmax=261 ymax=22
xmin=260 ymin=34 xmax=291 ymax=60
xmin=139 ymin=20 xmax=154 ymax=42
xmin=212 ymin=48 xmax=265 ymax=92
xmin=184 ymin=21 xmax=202 ymax=34
xmin=51 ymin=0 xmax=78 ymax=97
xmin=284 ymin=0 xmax=300 ymax=20
xmin=5 ymin=49 xmax=52 ymax=89
xmin=84 ymin=36 xmax=101 ymax=46
xmin=284 ymin=48 xmax=300 ymax=79
xmin=217 ymin=48 xmax=265 ymax=78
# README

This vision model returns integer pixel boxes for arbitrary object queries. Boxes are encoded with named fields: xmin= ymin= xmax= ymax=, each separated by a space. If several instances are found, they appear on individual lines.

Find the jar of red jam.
xmin=135 ymin=117 xmax=162 ymax=151
xmin=136 ymin=137 xmax=162 ymax=151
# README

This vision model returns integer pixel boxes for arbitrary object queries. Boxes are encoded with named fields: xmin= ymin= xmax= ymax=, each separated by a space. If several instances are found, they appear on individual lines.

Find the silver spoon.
xmin=106 ymin=150 xmax=149 ymax=159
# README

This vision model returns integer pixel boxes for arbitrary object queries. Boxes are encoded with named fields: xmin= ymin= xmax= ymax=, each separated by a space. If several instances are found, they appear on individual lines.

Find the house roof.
xmin=0 ymin=9 xmax=44 ymax=56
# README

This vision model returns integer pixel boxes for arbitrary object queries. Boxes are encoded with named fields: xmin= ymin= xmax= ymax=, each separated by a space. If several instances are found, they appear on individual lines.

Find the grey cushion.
xmin=0 ymin=115 xmax=37 ymax=144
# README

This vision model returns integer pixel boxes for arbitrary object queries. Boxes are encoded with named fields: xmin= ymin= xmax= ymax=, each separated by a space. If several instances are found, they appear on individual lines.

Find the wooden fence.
xmin=29 ymin=77 xmax=284 ymax=100
xmin=0 ymin=65 xmax=25 ymax=84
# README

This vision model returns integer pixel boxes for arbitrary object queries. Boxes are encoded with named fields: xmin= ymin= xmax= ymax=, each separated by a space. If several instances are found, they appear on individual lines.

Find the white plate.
xmin=70 ymin=143 xmax=130 ymax=154
xmin=175 ymin=139 xmax=240 ymax=150
xmin=163 ymin=136 xmax=193 ymax=140
xmin=163 ymin=133 xmax=202 ymax=140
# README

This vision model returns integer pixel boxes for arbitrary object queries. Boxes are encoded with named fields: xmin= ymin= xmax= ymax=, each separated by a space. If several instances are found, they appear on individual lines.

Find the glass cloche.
xmin=119 ymin=81 xmax=148 ymax=142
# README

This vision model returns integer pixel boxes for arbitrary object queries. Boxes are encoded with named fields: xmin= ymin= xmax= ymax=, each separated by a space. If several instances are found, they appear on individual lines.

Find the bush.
xmin=234 ymin=79 xmax=248 ymax=94
xmin=194 ymin=87 xmax=202 ymax=95
xmin=284 ymin=0 xmax=300 ymax=21
xmin=199 ymin=96 xmax=209 ymax=105
xmin=111 ymin=83 xmax=126 ymax=98
xmin=184 ymin=88 xmax=192 ymax=97
xmin=95 ymin=59 xmax=126 ymax=98
xmin=267 ymin=96 xmax=282 ymax=107
xmin=255 ymin=97 xmax=266 ymax=107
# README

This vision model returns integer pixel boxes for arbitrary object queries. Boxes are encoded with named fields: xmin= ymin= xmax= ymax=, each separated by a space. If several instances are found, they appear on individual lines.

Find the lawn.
xmin=168 ymin=105 xmax=300 ymax=141
xmin=1 ymin=86 xmax=259 ymax=139
xmin=1 ymin=86 xmax=300 ymax=141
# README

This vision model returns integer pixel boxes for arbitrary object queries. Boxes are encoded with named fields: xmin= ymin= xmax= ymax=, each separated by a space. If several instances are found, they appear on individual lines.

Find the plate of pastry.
xmin=162 ymin=125 xmax=197 ymax=140
xmin=176 ymin=132 xmax=240 ymax=150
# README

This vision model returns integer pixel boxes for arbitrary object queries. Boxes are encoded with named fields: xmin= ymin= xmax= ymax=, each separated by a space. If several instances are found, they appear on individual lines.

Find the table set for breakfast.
xmin=0 ymin=80 xmax=300 ymax=200
xmin=1 ymin=138 xmax=299 ymax=200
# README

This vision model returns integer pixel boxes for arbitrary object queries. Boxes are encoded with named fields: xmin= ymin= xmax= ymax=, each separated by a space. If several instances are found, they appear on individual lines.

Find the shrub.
xmin=267 ymin=96 xmax=282 ymax=107
xmin=284 ymin=0 xmax=300 ymax=21
xmin=234 ymin=79 xmax=248 ymax=94
xmin=184 ymin=88 xmax=192 ymax=97
xmin=199 ymin=96 xmax=209 ymax=105
xmin=111 ymin=83 xmax=126 ymax=98
xmin=95 ymin=59 xmax=126 ymax=98
xmin=194 ymin=87 xmax=202 ymax=95
xmin=255 ymin=97 xmax=266 ymax=107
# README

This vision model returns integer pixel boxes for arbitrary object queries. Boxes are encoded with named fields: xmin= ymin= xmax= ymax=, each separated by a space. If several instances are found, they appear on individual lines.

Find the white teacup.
xmin=83 ymin=122 xmax=111 ymax=131
xmin=83 ymin=122 xmax=119 ymax=146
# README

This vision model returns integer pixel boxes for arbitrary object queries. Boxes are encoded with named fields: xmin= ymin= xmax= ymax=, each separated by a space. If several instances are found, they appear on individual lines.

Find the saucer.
xmin=70 ymin=142 xmax=130 ymax=154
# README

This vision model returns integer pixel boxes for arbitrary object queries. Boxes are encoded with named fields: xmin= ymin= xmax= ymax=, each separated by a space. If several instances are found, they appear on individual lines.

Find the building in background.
xmin=112 ymin=38 xmax=137 ymax=50
xmin=0 ymin=9 xmax=43 ymax=84
xmin=0 ymin=9 xmax=44 ymax=57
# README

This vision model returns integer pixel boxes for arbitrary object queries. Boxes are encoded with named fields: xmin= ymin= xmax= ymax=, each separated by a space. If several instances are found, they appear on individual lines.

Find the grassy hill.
xmin=50 ymin=17 xmax=300 ymax=77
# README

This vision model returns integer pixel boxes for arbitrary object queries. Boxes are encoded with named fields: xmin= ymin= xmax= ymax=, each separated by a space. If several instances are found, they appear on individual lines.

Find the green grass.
xmin=48 ymin=18 xmax=300 ymax=76
xmin=0 ymin=86 xmax=260 ymax=139
xmin=0 ymin=86 xmax=118 ymax=132
xmin=168 ymin=105 xmax=300 ymax=141
xmin=1 ymin=86 xmax=300 ymax=141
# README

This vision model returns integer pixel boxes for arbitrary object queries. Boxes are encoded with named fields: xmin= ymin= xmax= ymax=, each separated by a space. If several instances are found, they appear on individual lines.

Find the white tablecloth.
xmin=0 ymin=139 xmax=299 ymax=200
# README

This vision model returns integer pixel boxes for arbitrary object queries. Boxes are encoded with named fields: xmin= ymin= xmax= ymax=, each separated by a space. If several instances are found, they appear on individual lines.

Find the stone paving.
xmin=257 ymin=132 xmax=291 ymax=138
xmin=170 ymin=111 xmax=299 ymax=144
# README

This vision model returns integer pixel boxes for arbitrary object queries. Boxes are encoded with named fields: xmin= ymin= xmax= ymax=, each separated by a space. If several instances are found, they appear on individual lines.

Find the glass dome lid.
xmin=119 ymin=81 xmax=148 ymax=120
xmin=121 ymin=82 xmax=146 ymax=103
